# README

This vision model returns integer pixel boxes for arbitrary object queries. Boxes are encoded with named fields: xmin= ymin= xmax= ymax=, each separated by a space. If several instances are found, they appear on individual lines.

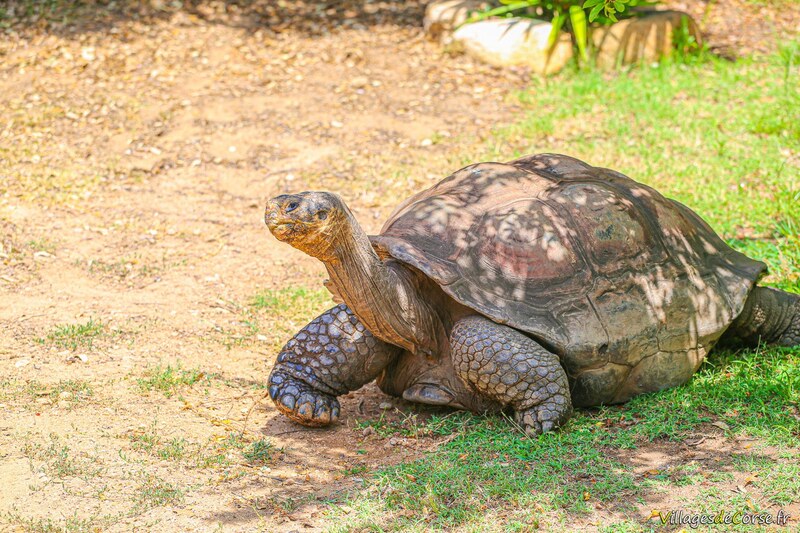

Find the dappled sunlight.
xmin=373 ymin=154 xmax=765 ymax=406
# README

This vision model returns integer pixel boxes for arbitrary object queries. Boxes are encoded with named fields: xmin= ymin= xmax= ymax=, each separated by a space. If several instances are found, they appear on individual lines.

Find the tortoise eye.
xmin=286 ymin=201 xmax=299 ymax=212
xmin=317 ymin=210 xmax=328 ymax=220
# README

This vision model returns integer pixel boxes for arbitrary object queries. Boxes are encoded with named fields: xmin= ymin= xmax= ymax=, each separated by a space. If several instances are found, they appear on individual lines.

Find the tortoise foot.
xmin=268 ymin=368 xmax=340 ymax=427
xmin=514 ymin=395 xmax=571 ymax=436
xmin=450 ymin=315 xmax=573 ymax=435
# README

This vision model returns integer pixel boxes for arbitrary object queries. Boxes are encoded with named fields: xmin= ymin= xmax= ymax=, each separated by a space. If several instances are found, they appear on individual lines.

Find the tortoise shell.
xmin=370 ymin=154 xmax=766 ymax=405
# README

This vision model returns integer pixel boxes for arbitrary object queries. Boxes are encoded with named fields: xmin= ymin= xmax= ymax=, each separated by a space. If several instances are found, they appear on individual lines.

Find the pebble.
xmin=349 ymin=76 xmax=369 ymax=88
xmin=379 ymin=402 xmax=392 ymax=409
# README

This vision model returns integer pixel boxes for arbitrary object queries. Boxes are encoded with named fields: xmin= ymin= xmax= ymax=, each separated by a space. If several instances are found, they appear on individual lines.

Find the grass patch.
xmin=0 ymin=379 xmax=93 ymax=408
xmin=0 ymin=510 xmax=118 ymax=533
xmin=732 ymin=452 xmax=800 ymax=506
xmin=242 ymin=438 xmax=273 ymax=464
xmin=22 ymin=433 xmax=102 ymax=481
xmin=592 ymin=346 xmax=800 ymax=448
xmin=218 ymin=286 xmax=334 ymax=348
xmin=131 ymin=474 xmax=184 ymax=514
xmin=250 ymin=286 xmax=333 ymax=314
xmin=26 ymin=238 xmax=56 ymax=254
xmin=37 ymin=319 xmax=105 ymax=351
xmin=328 ymin=413 xmax=641 ymax=530
xmin=135 ymin=364 xmax=209 ymax=398
xmin=126 ymin=422 xmax=190 ymax=462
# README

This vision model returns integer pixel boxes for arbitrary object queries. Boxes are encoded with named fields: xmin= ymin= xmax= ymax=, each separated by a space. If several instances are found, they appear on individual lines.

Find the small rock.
xmin=57 ymin=400 xmax=70 ymax=409
xmin=80 ymin=47 xmax=96 ymax=61
xmin=330 ymin=120 xmax=344 ymax=128
xmin=58 ymin=391 xmax=72 ymax=400
xmin=453 ymin=18 xmax=573 ymax=75
xmin=362 ymin=426 xmax=375 ymax=437
xmin=388 ymin=437 xmax=400 ymax=446
xmin=14 ymin=359 xmax=30 ymax=368
xmin=349 ymin=76 xmax=369 ymax=88
xmin=379 ymin=402 xmax=392 ymax=409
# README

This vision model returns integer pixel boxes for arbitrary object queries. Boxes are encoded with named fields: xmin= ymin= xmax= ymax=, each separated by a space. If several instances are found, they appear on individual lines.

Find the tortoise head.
xmin=265 ymin=192 xmax=349 ymax=260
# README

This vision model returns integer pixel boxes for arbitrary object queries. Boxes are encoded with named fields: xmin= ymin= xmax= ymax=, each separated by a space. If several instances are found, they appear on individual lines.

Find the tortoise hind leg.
xmin=726 ymin=286 xmax=800 ymax=347
xmin=449 ymin=316 xmax=572 ymax=435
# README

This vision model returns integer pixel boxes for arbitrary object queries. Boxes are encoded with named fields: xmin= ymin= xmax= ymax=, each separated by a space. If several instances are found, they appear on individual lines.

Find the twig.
xmin=240 ymin=390 xmax=270 ymax=437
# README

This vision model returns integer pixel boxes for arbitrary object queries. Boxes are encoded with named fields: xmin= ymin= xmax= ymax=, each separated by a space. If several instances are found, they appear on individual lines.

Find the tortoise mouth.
xmin=268 ymin=220 xmax=303 ymax=241
xmin=265 ymin=205 xmax=304 ymax=240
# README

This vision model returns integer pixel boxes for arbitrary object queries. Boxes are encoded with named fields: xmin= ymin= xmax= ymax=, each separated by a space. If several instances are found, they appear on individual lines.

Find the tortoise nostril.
xmin=285 ymin=201 xmax=299 ymax=213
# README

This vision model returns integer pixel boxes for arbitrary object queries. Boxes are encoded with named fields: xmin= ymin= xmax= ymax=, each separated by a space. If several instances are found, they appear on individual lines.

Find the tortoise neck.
xmin=323 ymin=211 xmax=445 ymax=358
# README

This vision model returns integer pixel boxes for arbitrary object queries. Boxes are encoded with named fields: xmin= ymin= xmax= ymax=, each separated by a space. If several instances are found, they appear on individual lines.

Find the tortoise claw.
xmin=269 ymin=368 xmax=340 ymax=427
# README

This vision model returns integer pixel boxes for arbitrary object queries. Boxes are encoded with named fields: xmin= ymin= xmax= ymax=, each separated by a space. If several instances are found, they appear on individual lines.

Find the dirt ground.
xmin=0 ymin=1 xmax=798 ymax=531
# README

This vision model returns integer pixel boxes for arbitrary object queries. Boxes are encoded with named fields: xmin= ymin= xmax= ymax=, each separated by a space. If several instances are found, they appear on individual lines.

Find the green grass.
xmin=22 ymin=433 xmax=102 ymax=481
xmin=242 ymin=438 xmax=273 ymax=464
xmin=0 ymin=511 xmax=118 ymax=533
xmin=37 ymin=319 xmax=106 ymax=351
xmin=251 ymin=286 xmax=332 ymax=313
xmin=126 ymin=421 xmax=189 ymax=461
xmin=135 ymin=364 xmax=209 ymax=398
xmin=218 ymin=286 xmax=334 ymax=348
xmin=131 ymin=474 xmax=184 ymax=513
xmin=0 ymin=379 xmax=93 ymax=408
xmin=322 ymin=48 xmax=800 ymax=532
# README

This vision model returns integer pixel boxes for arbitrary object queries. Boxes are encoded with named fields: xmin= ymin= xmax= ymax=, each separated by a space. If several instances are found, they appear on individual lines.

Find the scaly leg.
xmin=726 ymin=286 xmax=800 ymax=347
xmin=268 ymin=304 xmax=401 ymax=426
xmin=449 ymin=316 xmax=572 ymax=435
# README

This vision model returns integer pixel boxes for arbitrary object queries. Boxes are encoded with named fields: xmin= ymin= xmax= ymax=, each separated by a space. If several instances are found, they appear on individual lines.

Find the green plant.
xmin=135 ymin=364 xmax=209 ymax=398
xmin=468 ymin=0 xmax=652 ymax=64
xmin=242 ymin=439 xmax=273 ymax=464
xmin=37 ymin=319 xmax=105 ymax=351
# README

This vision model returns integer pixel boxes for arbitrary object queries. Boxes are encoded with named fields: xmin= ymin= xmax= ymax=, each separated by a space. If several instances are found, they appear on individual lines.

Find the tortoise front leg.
xmin=268 ymin=304 xmax=402 ymax=426
xmin=450 ymin=316 xmax=573 ymax=435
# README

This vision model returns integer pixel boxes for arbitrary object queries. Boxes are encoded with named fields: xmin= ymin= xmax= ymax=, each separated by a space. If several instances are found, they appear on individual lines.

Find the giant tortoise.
xmin=263 ymin=153 xmax=800 ymax=434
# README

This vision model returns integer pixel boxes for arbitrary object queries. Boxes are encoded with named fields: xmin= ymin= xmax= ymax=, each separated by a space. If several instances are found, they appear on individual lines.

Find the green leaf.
xmin=582 ymin=0 xmax=603 ymax=8
xmin=613 ymin=1 xmax=624 ymax=11
xmin=569 ymin=5 xmax=588 ymax=62
xmin=467 ymin=1 xmax=534 ymax=22
xmin=588 ymin=3 xmax=604 ymax=22
xmin=547 ymin=12 xmax=567 ymax=52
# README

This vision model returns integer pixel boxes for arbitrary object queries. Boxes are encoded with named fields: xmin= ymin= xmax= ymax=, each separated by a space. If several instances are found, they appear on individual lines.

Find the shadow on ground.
xmin=1 ymin=0 xmax=427 ymax=37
